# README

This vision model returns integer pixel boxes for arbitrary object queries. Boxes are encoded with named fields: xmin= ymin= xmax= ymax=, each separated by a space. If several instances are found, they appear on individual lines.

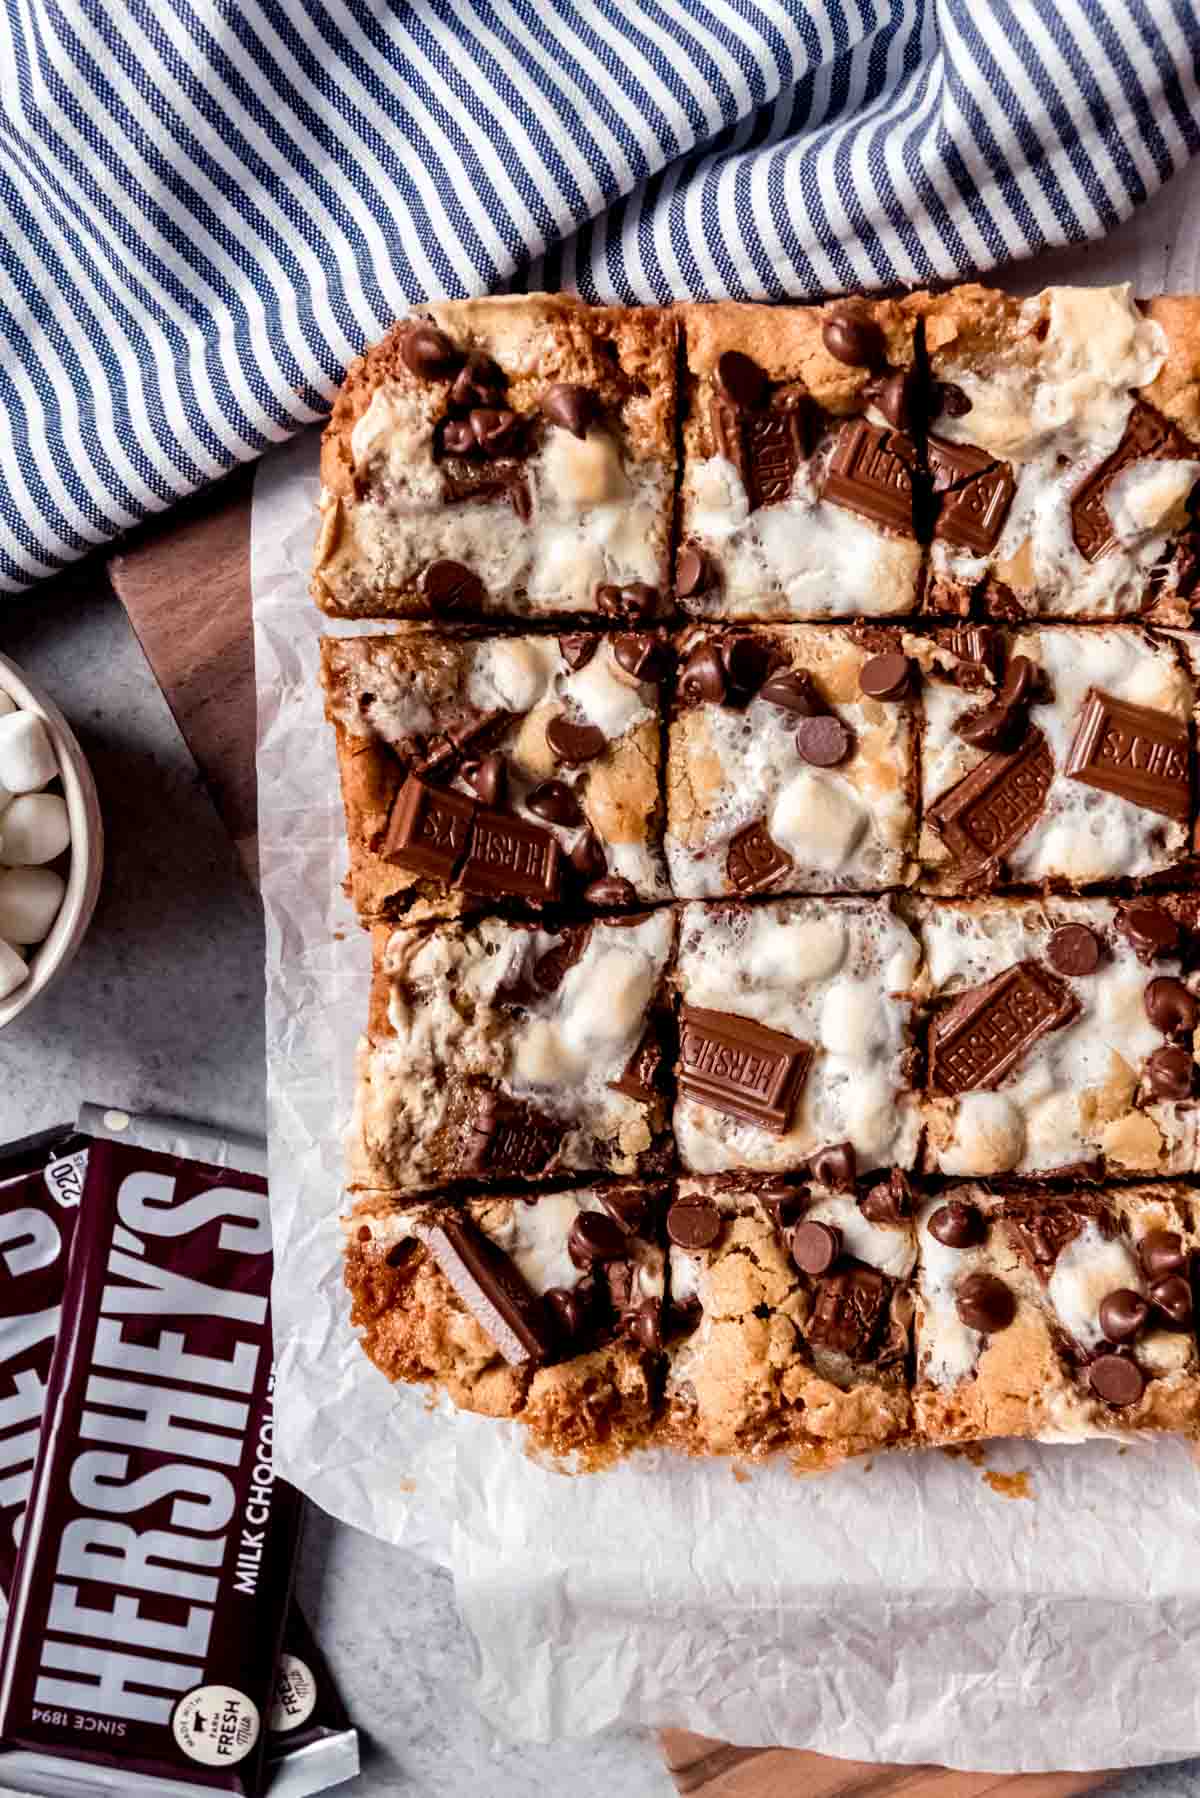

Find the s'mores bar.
xmin=314 ymin=296 xmax=676 ymax=620
xmin=345 ymin=1184 xmax=668 ymax=1461
xmin=671 ymin=898 xmax=921 ymax=1177
xmin=660 ymin=1170 xmax=915 ymax=1464
xmin=321 ymin=630 xmax=670 ymax=921
xmin=677 ymin=300 xmax=924 ymax=619
xmin=917 ymin=623 xmax=1196 ymax=890
xmin=914 ymin=1183 xmax=1200 ymax=1444
xmin=921 ymin=895 xmax=1200 ymax=1179
xmin=913 ymin=284 xmax=1200 ymax=620
xmin=665 ymin=623 xmax=918 ymax=897
xmin=349 ymin=910 xmax=676 ymax=1193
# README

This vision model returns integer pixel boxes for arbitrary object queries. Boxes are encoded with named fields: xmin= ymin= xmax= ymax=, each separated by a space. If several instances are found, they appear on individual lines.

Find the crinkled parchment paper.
xmin=253 ymin=431 xmax=1200 ymax=1769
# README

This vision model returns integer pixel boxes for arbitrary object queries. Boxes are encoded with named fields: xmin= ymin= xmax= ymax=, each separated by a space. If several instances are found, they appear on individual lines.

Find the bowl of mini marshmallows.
xmin=0 ymin=653 xmax=103 ymax=1028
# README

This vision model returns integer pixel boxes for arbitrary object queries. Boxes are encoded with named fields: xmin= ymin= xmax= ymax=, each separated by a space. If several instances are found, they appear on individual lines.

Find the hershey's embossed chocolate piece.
xmin=711 ymin=389 xmax=811 ymax=511
xmin=1002 ymin=1203 xmax=1084 ymax=1277
xmin=928 ymin=960 xmax=1079 ymax=1095
xmin=417 ymin=1214 xmax=554 ymax=1366
xmin=1072 ymin=401 xmax=1194 ymax=561
xmin=926 ymin=727 xmax=1054 ymax=872
xmin=381 ymin=775 xmax=474 ymax=877
xmin=821 ymin=420 xmax=917 ymax=536
xmin=678 ymin=1005 xmax=813 ymax=1134
xmin=927 ymin=435 xmax=1016 ymax=555
xmin=726 ymin=818 xmax=794 ymax=894
xmin=609 ymin=1020 xmax=662 ymax=1104
xmin=459 ymin=808 xmax=562 ymax=902
xmin=459 ymin=1093 xmax=558 ymax=1180
xmin=1065 ymin=687 xmax=1191 ymax=824
xmin=806 ymin=1264 xmax=888 ymax=1360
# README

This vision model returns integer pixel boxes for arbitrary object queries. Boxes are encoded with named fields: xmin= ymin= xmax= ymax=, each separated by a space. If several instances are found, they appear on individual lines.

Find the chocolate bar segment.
xmin=925 ymin=728 xmax=1054 ymax=875
xmin=381 ymin=774 xmax=474 ymax=877
xmin=1065 ymin=687 xmax=1191 ymax=823
xmin=927 ymin=435 xmax=1015 ymax=555
xmin=821 ymin=420 xmax=917 ymax=537
xmin=413 ymin=1213 xmax=555 ymax=1366
xmin=458 ymin=807 xmax=562 ymax=903
xmin=929 ymin=960 xmax=1079 ymax=1096
xmin=678 ymin=1006 xmax=813 ymax=1135
xmin=1071 ymin=401 xmax=1195 ymax=562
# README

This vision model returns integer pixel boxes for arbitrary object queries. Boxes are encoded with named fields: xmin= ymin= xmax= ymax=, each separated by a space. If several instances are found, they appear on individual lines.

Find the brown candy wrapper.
xmin=0 ymin=1107 xmax=358 ymax=1798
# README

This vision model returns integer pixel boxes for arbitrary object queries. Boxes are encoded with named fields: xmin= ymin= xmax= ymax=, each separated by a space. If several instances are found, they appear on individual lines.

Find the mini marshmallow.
xmin=0 ymin=866 xmax=66 ymax=944
xmin=0 ymin=938 xmax=27 ymax=1001
xmin=0 ymin=712 xmax=57 ymax=795
xmin=0 ymin=793 xmax=70 ymax=866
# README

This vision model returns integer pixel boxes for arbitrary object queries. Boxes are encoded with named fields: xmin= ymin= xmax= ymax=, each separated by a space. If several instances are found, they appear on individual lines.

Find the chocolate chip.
xmin=871 ymin=368 xmax=922 ymax=432
xmin=676 ymin=544 xmax=711 ymax=598
xmin=795 ymin=714 xmax=853 ymax=767
xmin=402 ymin=321 xmax=463 ymax=379
xmin=469 ymin=407 xmax=522 ymax=458
xmin=599 ymin=1186 xmax=650 ymax=1237
xmin=558 ymin=634 xmax=597 ymax=672
xmin=1144 ymin=1044 xmax=1195 ymax=1101
xmin=667 ymin=1198 xmax=722 ymax=1250
xmin=1145 ymin=976 xmax=1199 ymax=1037
xmin=546 ymin=715 xmax=607 ymax=765
xmin=567 ymin=1210 xmax=628 ymax=1270
xmin=1139 ymin=1229 xmax=1187 ymax=1280
xmin=1149 ymin=1273 xmax=1193 ymax=1326
xmin=545 ymin=1283 xmax=593 ymax=1341
xmin=613 ymin=633 xmax=669 ymax=682
xmin=596 ymin=581 xmax=659 ymax=620
xmin=938 ymin=382 xmax=972 ymax=418
xmin=421 ymin=559 xmax=485 ymax=611
xmin=457 ymin=751 xmax=503 ymax=808
xmin=1047 ymin=924 xmax=1102 ymax=978
xmin=679 ymin=642 xmax=727 ymax=705
xmin=860 ymin=1170 xmax=913 ymax=1226
xmin=1089 ymin=1352 xmax=1145 ymax=1407
xmin=1099 ymin=1288 xmax=1150 ymax=1343
xmin=440 ymin=417 xmax=477 ymax=456
xmin=955 ymin=1271 xmax=1015 ymax=1333
xmin=759 ymin=668 xmax=823 ymax=715
xmin=721 ymin=636 xmax=774 ymax=698
xmin=997 ymin=654 xmax=1037 ymax=709
xmin=809 ymin=1142 xmax=857 ymax=1190
xmin=584 ymin=875 xmax=637 ymax=906
xmin=760 ymin=1181 xmax=807 ymax=1232
xmin=540 ymin=382 xmax=598 ymax=438
xmin=624 ymin=1297 xmax=664 ymax=1351
xmin=822 ymin=311 xmax=885 ymax=369
xmin=568 ymin=830 xmax=608 ymax=880
xmin=526 ymin=780 xmax=583 ymax=827
xmin=791 ymin=1219 xmax=842 ymax=1276
xmin=716 ymin=349 xmax=768 ymax=409
xmin=449 ymin=352 xmax=505 ymax=411
xmin=955 ymin=702 xmax=1023 ymax=751
xmin=858 ymin=651 xmax=911 ymax=701
xmin=1118 ymin=902 xmax=1180 ymax=961
xmin=929 ymin=1200 xmax=984 ymax=1248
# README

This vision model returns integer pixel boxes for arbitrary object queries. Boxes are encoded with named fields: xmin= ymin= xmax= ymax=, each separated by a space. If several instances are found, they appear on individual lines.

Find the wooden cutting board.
xmin=106 ymin=470 xmax=1110 ymax=1798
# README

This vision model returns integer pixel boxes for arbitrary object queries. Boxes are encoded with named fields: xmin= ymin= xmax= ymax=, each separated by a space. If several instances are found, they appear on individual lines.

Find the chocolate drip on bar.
xmin=1065 ymin=687 xmax=1191 ymax=824
xmin=926 ymin=727 xmax=1054 ymax=874
xmin=820 ymin=419 xmax=917 ymax=536
xmin=414 ymin=1213 xmax=554 ymax=1366
xmin=929 ymin=960 xmax=1079 ymax=1095
xmin=678 ymin=1005 xmax=813 ymax=1134
xmin=1071 ymin=401 xmax=1194 ymax=561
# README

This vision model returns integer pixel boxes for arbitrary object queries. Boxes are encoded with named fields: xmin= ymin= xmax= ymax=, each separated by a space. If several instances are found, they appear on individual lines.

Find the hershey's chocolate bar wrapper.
xmin=0 ymin=1124 xmax=89 ymax=1600
xmin=265 ymin=1605 xmax=358 ymax=1794
xmin=0 ymin=1106 xmax=356 ymax=1798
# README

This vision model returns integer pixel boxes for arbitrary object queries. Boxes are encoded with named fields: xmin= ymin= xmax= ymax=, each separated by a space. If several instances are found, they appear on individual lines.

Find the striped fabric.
xmin=1 ymin=0 xmax=1198 ymax=594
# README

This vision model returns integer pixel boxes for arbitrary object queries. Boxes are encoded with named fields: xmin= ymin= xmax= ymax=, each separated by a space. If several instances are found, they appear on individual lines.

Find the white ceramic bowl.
xmin=0 ymin=652 xmax=104 ymax=1028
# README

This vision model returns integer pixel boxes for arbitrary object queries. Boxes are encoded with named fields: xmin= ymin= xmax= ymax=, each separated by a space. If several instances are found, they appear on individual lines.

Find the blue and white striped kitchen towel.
xmin=2 ymin=0 xmax=1198 ymax=593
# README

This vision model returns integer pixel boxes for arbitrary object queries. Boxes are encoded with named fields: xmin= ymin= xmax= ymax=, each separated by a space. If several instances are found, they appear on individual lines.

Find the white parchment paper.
xmin=253 ymin=430 xmax=1200 ymax=1771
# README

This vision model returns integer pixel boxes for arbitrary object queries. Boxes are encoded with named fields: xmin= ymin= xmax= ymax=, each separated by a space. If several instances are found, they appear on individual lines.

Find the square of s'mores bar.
xmin=921 ymin=895 xmax=1200 ymax=1180
xmin=660 ymin=1170 xmax=915 ymax=1463
xmin=349 ymin=910 xmax=676 ymax=1194
xmin=914 ymin=1183 xmax=1200 ymax=1445
xmin=344 ymin=1184 xmax=669 ymax=1462
xmin=677 ymin=300 xmax=925 ymax=620
xmin=917 ymin=623 xmax=1196 ymax=891
xmin=671 ymin=898 xmax=922 ymax=1178
xmin=321 ymin=629 xmax=670 ymax=922
xmin=665 ymin=623 xmax=918 ymax=897
xmin=313 ymin=296 xmax=676 ymax=621
xmin=913 ymin=283 xmax=1200 ymax=620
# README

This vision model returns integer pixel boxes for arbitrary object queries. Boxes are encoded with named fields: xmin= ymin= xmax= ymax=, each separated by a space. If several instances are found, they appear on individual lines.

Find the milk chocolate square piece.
xmin=349 ymin=910 xmax=676 ymax=1193
xmin=918 ymin=623 xmax=1197 ymax=890
xmin=321 ymin=631 xmax=670 ymax=922
xmin=314 ymin=296 xmax=676 ymax=620
xmin=661 ymin=1174 xmax=915 ymax=1465
xmin=666 ymin=624 xmax=918 ymax=897
xmin=912 ymin=284 xmax=1200 ymax=620
xmin=677 ymin=301 xmax=924 ymax=620
xmin=914 ymin=1182 xmax=1200 ymax=1445
xmin=921 ymin=895 xmax=1200 ymax=1179
xmin=344 ymin=1184 xmax=668 ymax=1462
xmin=671 ymin=897 xmax=921 ymax=1177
